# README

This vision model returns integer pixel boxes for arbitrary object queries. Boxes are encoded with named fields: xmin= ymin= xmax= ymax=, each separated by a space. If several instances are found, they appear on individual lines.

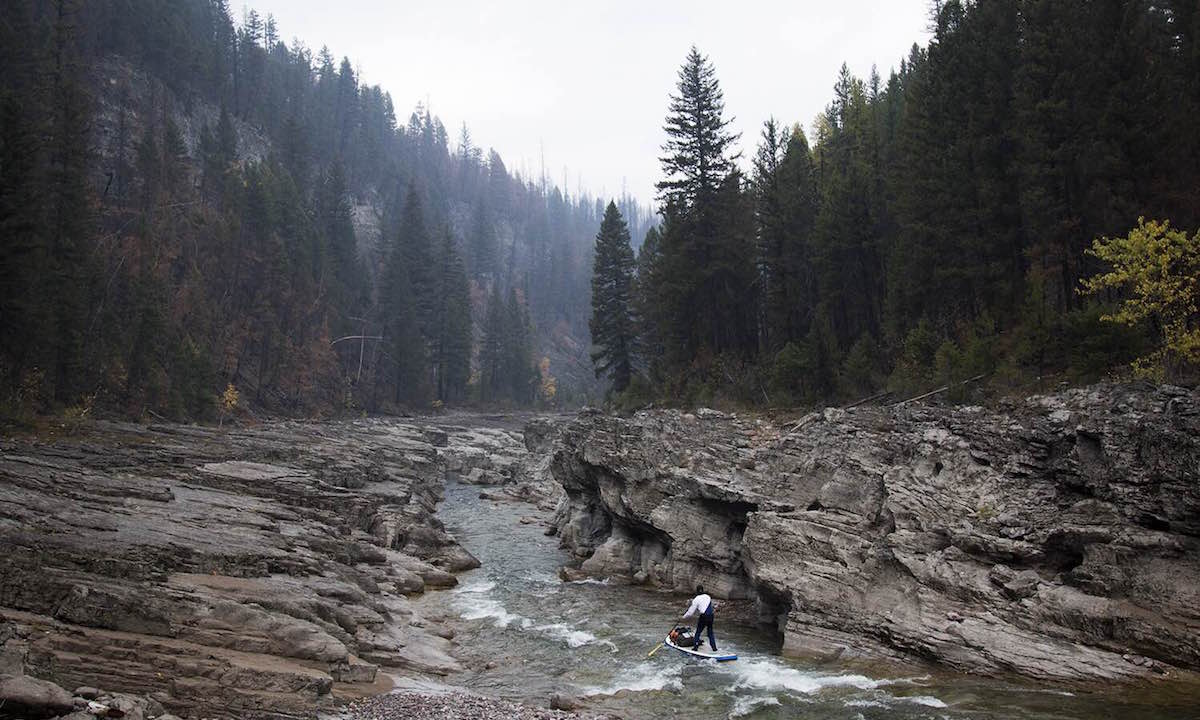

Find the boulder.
xmin=549 ymin=692 xmax=582 ymax=711
xmin=0 ymin=673 xmax=76 ymax=717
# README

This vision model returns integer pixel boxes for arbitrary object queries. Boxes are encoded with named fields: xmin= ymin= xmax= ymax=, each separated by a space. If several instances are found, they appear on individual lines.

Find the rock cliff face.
xmin=0 ymin=417 xmax=529 ymax=719
xmin=551 ymin=385 xmax=1200 ymax=683
xmin=441 ymin=416 xmax=568 ymax=510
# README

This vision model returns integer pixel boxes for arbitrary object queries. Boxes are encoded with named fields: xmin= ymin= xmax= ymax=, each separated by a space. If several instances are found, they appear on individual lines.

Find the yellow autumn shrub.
xmin=1081 ymin=218 xmax=1200 ymax=379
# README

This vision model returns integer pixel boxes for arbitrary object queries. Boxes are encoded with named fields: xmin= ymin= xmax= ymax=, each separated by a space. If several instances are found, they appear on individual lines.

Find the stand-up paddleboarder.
xmin=682 ymin=584 xmax=717 ymax=651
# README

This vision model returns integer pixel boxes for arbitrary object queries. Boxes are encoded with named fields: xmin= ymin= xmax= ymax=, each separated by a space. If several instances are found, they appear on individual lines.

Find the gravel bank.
xmin=344 ymin=692 xmax=610 ymax=720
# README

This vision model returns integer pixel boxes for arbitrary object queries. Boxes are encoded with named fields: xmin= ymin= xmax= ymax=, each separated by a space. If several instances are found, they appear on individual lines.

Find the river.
xmin=421 ymin=478 xmax=1198 ymax=720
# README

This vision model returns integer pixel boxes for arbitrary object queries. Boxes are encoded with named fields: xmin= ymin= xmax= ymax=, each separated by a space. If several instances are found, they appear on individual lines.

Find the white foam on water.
xmin=567 ymin=577 xmax=610 ymax=585
xmin=535 ymin=622 xmax=618 ymax=651
xmin=728 ymin=658 xmax=884 ymax=695
xmin=842 ymin=690 xmax=950 ymax=711
xmin=578 ymin=660 xmax=683 ymax=696
xmin=453 ymin=579 xmax=496 ymax=594
xmin=729 ymin=694 xmax=782 ymax=717
xmin=845 ymin=699 xmax=888 ymax=708
xmin=453 ymin=591 xmax=524 ymax=628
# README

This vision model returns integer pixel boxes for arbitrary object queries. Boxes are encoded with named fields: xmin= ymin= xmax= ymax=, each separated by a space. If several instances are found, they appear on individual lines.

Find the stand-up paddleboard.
xmin=664 ymin=636 xmax=737 ymax=662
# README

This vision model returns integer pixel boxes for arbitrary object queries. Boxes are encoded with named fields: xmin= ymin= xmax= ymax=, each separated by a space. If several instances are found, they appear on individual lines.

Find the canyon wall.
xmin=551 ymin=385 xmax=1200 ymax=683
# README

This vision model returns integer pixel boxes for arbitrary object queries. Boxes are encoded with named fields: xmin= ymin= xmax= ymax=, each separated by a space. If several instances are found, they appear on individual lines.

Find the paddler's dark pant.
xmin=693 ymin=611 xmax=716 ymax=651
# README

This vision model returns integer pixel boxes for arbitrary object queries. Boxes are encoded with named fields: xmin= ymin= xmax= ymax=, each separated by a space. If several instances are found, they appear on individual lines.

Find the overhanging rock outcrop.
xmin=551 ymin=385 xmax=1200 ymax=683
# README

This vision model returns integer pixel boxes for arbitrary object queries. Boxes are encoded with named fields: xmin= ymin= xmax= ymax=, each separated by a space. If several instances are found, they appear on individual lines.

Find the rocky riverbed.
xmin=551 ymin=384 xmax=1200 ymax=685
xmin=0 ymin=415 xmax=551 ymax=719
xmin=4 ymin=387 xmax=1199 ymax=720
xmin=341 ymin=691 xmax=609 ymax=720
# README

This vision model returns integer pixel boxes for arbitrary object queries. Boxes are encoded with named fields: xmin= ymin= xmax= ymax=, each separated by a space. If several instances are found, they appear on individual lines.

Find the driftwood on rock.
xmin=892 ymin=373 xmax=987 ymax=406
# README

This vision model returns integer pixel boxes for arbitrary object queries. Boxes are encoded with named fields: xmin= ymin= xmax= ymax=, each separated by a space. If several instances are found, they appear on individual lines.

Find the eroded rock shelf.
xmin=551 ymin=384 xmax=1200 ymax=684
xmin=0 ymin=417 xmax=538 ymax=719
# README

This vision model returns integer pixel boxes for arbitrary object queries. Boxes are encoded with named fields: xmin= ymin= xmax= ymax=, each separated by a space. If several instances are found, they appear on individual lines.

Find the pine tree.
xmin=433 ymin=230 xmax=472 ymax=403
xmin=634 ymin=225 xmax=665 ymax=378
xmin=589 ymin=201 xmax=637 ymax=393
xmin=658 ymin=46 xmax=739 ymax=209
xmin=752 ymin=118 xmax=787 ymax=352
xmin=315 ymin=161 xmax=360 ymax=327
xmin=753 ymin=119 xmax=819 ymax=353
xmin=0 ymin=0 xmax=52 ymax=404
xmin=468 ymin=198 xmax=495 ymax=277
xmin=774 ymin=126 xmax=818 ymax=346
xmin=479 ymin=283 xmax=505 ymax=403
xmin=502 ymin=287 xmax=535 ymax=403
xmin=377 ymin=231 xmax=428 ymax=407
xmin=812 ymin=65 xmax=882 ymax=350
xmin=200 ymin=105 xmax=238 ymax=204
xmin=654 ymin=47 xmax=755 ymax=368
xmin=396 ymin=183 xmax=438 ymax=341
xmin=46 ymin=0 xmax=94 ymax=403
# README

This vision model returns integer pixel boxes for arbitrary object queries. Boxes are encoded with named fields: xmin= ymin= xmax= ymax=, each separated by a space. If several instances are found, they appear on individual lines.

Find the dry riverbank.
xmin=0 ymin=416 xmax=540 ymax=719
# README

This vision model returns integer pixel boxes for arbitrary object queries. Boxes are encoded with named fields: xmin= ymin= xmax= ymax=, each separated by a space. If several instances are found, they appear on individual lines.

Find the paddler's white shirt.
xmin=682 ymin=593 xmax=712 ymax=619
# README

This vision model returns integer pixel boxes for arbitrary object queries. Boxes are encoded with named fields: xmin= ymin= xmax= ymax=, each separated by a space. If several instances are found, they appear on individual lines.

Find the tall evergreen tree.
xmin=0 ymin=1 xmax=51 ymax=402
xmin=658 ymin=46 xmax=739 ymax=209
xmin=478 ymin=283 xmax=505 ymax=403
xmin=45 ymin=0 xmax=94 ymax=403
xmin=377 ymin=238 xmax=427 ymax=407
xmin=396 ymin=183 xmax=438 ymax=341
xmin=502 ymin=287 xmax=535 ymax=403
xmin=753 ymin=120 xmax=819 ymax=352
xmin=811 ymin=64 xmax=883 ymax=350
xmin=654 ymin=47 xmax=755 ymax=367
xmin=589 ymin=202 xmax=637 ymax=393
xmin=634 ymin=225 xmax=665 ymax=379
xmin=433 ymin=230 xmax=472 ymax=403
xmin=468 ymin=198 xmax=496 ymax=277
xmin=314 ymin=161 xmax=360 ymax=327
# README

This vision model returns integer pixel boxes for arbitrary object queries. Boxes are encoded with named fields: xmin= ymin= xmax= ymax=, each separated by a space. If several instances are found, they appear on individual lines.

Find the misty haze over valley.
xmin=0 ymin=2 xmax=1197 ymax=720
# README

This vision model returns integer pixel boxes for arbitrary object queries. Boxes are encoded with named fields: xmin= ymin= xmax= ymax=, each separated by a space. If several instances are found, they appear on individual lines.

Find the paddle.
xmin=647 ymin=621 xmax=684 ymax=657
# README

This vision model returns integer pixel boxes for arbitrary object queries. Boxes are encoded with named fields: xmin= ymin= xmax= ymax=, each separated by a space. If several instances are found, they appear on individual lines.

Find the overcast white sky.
xmin=245 ymin=1 xmax=933 ymax=206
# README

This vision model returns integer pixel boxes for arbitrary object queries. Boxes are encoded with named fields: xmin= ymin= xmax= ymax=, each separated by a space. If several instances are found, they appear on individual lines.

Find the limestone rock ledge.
xmin=439 ymin=416 xmax=568 ymax=511
xmin=551 ymin=384 xmax=1200 ymax=683
xmin=0 ymin=418 xmax=492 ymax=719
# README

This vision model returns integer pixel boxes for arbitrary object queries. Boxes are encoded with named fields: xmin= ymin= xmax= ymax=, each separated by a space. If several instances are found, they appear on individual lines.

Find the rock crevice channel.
xmin=551 ymin=385 xmax=1200 ymax=684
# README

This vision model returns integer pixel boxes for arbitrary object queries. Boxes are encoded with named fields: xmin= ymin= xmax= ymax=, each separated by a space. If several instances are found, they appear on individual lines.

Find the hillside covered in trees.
xmin=4 ymin=0 xmax=1197 ymax=422
xmin=0 ymin=0 xmax=654 ymax=422
xmin=590 ymin=1 xmax=1199 ymax=407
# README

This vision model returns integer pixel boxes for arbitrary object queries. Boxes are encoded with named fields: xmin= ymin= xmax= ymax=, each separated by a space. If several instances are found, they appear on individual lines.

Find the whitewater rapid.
xmin=419 ymin=478 xmax=1188 ymax=720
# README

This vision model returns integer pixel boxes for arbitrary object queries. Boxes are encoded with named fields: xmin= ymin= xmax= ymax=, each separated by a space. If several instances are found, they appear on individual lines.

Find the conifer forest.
xmin=1 ymin=0 xmax=1197 ymax=423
